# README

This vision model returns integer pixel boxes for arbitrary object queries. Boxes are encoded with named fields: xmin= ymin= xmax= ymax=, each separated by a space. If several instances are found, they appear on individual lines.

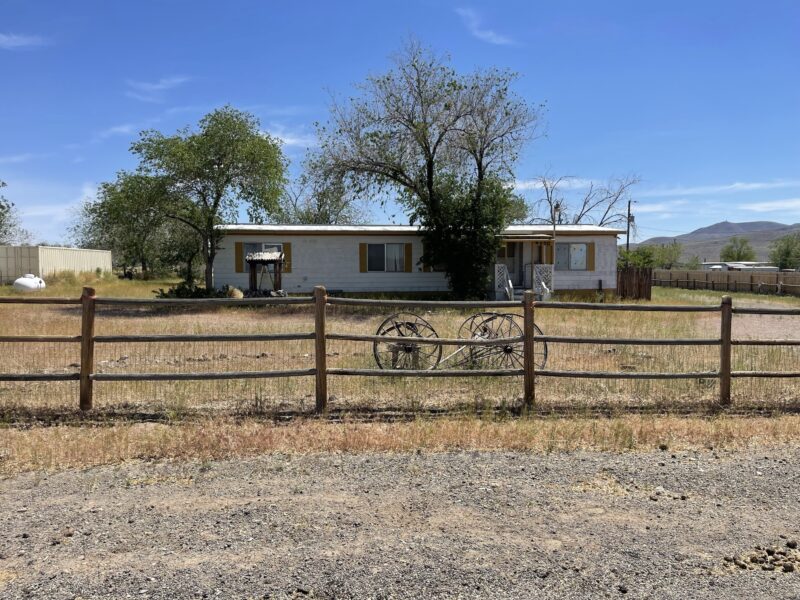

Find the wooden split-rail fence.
xmin=1 ymin=286 xmax=799 ymax=412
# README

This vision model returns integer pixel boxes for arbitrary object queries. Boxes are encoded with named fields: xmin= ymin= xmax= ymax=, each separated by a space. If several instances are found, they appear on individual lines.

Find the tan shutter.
xmin=235 ymin=242 xmax=244 ymax=273
xmin=404 ymin=243 xmax=412 ymax=273
xmin=543 ymin=243 xmax=554 ymax=265
xmin=282 ymin=242 xmax=292 ymax=273
xmin=586 ymin=242 xmax=595 ymax=271
xmin=359 ymin=243 xmax=367 ymax=273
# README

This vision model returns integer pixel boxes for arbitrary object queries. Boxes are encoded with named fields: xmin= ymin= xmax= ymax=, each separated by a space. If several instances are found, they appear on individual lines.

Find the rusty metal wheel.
xmin=373 ymin=312 xmax=442 ymax=370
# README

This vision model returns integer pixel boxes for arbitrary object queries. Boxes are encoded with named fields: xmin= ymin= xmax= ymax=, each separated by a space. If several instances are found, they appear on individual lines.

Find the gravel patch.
xmin=1 ymin=448 xmax=799 ymax=599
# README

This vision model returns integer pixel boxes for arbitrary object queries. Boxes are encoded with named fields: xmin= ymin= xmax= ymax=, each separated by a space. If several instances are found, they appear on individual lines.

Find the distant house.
xmin=213 ymin=224 xmax=624 ymax=297
xmin=702 ymin=261 xmax=778 ymax=272
xmin=0 ymin=246 xmax=112 ymax=284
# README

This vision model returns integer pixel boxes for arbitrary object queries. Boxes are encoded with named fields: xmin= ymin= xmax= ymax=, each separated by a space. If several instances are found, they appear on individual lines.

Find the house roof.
xmin=219 ymin=224 xmax=625 ymax=236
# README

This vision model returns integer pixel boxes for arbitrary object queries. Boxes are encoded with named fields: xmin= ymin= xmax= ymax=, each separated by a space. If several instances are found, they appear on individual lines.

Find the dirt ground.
xmin=1 ymin=448 xmax=799 ymax=599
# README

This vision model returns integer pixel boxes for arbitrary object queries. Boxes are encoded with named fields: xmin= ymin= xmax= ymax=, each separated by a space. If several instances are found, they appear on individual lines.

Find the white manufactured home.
xmin=213 ymin=224 xmax=624 ymax=297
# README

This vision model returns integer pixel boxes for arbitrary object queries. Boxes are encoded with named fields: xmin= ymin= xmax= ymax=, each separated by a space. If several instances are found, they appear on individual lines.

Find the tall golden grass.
xmin=1 ymin=415 xmax=799 ymax=474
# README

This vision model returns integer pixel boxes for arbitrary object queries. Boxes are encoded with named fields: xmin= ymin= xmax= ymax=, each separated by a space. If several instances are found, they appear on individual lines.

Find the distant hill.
xmin=633 ymin=220 xmax=800 ymax=262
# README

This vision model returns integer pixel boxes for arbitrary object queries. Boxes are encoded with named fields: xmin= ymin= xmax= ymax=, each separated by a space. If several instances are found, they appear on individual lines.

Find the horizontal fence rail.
xmin=1 ymin=286 xmax=798 ymax=411
xmin=91 ymin=368 xmax=316 ymax=382
xmin=534 ymin=335 xmax=720 ymax=346
xmin=94 ymin=333 xmax=315 ymax=343
xmin=536 ymin=301 xmax=720 ymax=312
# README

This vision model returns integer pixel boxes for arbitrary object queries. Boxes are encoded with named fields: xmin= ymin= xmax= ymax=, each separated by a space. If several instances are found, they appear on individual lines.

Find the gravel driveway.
xmin=1 ymin=449 xmax=799 ymax=599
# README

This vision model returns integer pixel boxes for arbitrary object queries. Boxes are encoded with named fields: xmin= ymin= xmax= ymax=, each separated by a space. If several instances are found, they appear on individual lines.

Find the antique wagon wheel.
xmin=455 ymin=312 xmax=547 ymax=369
xmin=373 ymin=312 xmax=442 ymax=370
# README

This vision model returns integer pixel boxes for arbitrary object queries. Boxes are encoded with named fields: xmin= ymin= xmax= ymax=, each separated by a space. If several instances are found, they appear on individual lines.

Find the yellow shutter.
xmin=359 ymin=243 xmax=367 ymax=273
xmin=586 ymin=242 xmax=595 ymax=271
xmin=404 ymin=243 xmax=412 ymax=273
xmin=282 ymin=242 xmax=292 ymax=273
xmin=235 ymin=242 xmax=244 ymax=273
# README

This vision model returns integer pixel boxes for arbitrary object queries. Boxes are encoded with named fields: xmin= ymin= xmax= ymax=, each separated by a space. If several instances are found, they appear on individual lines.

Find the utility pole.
xmin=625 ymin=199 xmax=635 ymax=252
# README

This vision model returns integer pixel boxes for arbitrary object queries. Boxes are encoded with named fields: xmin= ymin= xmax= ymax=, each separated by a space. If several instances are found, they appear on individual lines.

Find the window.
xmin=366 ymin=243 xmax=406 ymax=272
xmin=367 ymin=244 xmax=385 ymax=271
xmin=555 ymin=243 xmax=588 ymax=271
xmin=243 ymin=243 xmax=261 ymax=273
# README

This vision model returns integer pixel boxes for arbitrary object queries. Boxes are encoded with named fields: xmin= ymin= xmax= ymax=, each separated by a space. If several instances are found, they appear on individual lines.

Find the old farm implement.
xmin=372 ymin=312 xmax=548 ymax=371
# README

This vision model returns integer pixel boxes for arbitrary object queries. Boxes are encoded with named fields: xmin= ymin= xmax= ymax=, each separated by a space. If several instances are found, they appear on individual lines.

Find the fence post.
xmin=79 ymin=286 xmax=96 ymax=411
xmin=719 ymin=295 xmax=732 ymax=406
xmin=523 ymin=290 xmax=536 ymax=410
xmin=314 ymin=285 xmax=328 ymax=414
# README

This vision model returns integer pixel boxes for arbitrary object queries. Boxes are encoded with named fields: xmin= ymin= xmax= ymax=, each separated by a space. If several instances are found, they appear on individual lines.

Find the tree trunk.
xmin=204 ymin=258 xmax=214 ymax=290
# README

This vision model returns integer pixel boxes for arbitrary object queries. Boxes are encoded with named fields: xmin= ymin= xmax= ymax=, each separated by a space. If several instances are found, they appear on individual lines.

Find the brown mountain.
xmin=633 ymin=221 xmax=800 ymax=262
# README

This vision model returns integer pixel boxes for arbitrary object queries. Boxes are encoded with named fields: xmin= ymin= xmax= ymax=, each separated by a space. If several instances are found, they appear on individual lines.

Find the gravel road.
xmin=1 ymin=448 xmax=799 ymax=599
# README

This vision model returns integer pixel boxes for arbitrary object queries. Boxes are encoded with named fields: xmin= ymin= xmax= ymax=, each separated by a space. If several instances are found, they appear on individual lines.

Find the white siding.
xmin=0 ymin=246 xmax=112 ymax=283
xmin=552 ymin=236 xmax=618 ymax=292
xmin=214 ymin=234 xmax=449 ymax=293
xmin=214 ymin=233 xmax=619 ymax=293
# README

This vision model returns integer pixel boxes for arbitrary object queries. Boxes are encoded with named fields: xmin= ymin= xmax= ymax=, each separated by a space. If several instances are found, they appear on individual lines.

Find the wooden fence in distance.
xmin=654 ymin=269 xmax=800 ymax=296
xmin=1 ymin=286 xmax=799 ymax=412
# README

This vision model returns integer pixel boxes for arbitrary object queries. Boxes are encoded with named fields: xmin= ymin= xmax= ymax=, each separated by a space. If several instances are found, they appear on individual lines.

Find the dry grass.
xmin=0 ymin=271 xmax=180 ymax=299
xmin=1 ymin=414 xmax=800 ymax=475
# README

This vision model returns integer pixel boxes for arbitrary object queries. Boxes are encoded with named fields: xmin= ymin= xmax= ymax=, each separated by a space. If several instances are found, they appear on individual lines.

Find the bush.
xmin=154 ymin=282 xmax=228 ymax=299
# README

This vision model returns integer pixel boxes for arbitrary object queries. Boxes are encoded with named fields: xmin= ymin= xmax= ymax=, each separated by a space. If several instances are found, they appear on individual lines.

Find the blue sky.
xmin=1 ymin=0 xmax=799 ymax=243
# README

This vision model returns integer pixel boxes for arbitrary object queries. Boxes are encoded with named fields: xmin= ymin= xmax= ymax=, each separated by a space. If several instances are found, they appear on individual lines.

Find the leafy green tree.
xmin=70 ymin=173 xmax=202 ymax=280
xmin=316 ymin=42 xmax=540 ymax=298
xmin=769 ymin=232 xmax=800 ymax=270
xmin=131 ymin=106 xmax=287 ymax=289
xmin=0 ymin=180 xmax=31 ymax=245
xmin=720 ymin=236 xmax=756 ymax=262
xmin=618 ymin=246 xmax=656 ymax=269
xmin=683 ymin=255 xmax=702 ymax=270
xmin=652 ymin=241 xmax=683 ymax=269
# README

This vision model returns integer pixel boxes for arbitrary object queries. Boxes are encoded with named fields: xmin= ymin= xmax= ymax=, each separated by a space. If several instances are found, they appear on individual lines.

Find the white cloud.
xmin=93 ymin=123 xmax=138 ymax=141
xmin=0 ymin=33 xmax=48 ymax=50
xmin=739 ymin=198 xmax=800 ymax=213
xmin=635 ymin=199 xmax=689 ymax=214
xmin=264 ymin=124 xmax=317 ymax=149
xmin=125 ymin=76 xmax=191 ymax=103
xmin=0 ymin=153 xmax=43 ymax=164
xmin=640 ymin=180 xmax=800 ymax=198
xmin=514 ymin=177 xmax=595 ymax=192
xmin=455 ymin=8 xmax=515 ymax=45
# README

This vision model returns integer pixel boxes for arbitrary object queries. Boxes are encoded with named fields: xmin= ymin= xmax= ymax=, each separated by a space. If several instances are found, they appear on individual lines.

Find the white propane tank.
xmin=12 ymin=274 xmax=46 ymax=291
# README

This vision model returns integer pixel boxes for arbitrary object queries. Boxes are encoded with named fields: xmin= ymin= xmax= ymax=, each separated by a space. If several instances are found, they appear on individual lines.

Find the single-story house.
xmin=213 ymin=224 xmax=624 ymax=297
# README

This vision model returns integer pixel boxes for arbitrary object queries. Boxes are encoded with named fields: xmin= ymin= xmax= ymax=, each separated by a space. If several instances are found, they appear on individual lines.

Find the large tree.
xmin=131 ymin=106 xmax=286 ymax=289
xmin=278 ymin=156 xmax=367 ymax=224
xmin=769 ymin=232 xmax=800 ymax=270
xmin=720 ymin=236 xmax=756 ymax=262
xmin=71 ymin=173 xmax=177 ymax=275
xmin=316 ymin=42 xmax=539 ymax=297
xmin=0 ymin=180 xmax=31 ymax=245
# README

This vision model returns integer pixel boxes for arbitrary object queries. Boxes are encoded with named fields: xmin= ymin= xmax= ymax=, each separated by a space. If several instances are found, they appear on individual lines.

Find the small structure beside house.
xmin=214 ymin=224 xmax=624 ymax=298
xmin=0 ymin=245 xmax=112 ymax=284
